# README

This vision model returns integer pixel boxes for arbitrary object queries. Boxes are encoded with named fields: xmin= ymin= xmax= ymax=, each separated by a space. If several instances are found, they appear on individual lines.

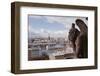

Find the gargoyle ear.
xmin=75 ymin=19 xmax=87 ymax=33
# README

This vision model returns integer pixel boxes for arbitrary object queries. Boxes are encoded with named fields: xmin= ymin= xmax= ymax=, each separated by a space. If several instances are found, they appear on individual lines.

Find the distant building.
xmin=28 ymin=37 xmax=75 ymax=60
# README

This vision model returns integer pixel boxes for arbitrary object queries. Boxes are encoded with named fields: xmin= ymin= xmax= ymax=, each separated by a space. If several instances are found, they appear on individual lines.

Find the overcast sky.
xmin=28 ymin=15 xmax=88 ymax=38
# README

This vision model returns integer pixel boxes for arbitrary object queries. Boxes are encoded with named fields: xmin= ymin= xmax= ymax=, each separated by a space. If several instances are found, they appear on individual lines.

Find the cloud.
xmin=44 ymin=16 xmax=88 ymax=30
xmin=45 ymin=16 xmax=69 ymax=25
xmin=29 ymin=15 xmax=42 ymax=19
xmin=44 ymin=16 xmax=74 ymax=30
